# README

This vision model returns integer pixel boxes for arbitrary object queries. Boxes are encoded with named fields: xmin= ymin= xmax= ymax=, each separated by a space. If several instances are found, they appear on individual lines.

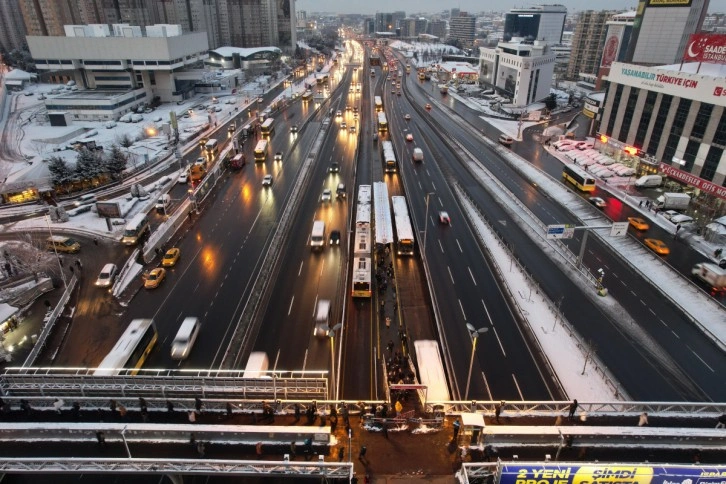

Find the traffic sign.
xmin=611 ymin=221 xmax=629 ymax=237
xmin=546 ymin=224 xmax=575 ymax=239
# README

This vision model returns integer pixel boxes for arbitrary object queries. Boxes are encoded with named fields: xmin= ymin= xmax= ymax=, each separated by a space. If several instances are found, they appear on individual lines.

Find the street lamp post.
xmin=422 ymin=192 xmax=435 ymax=255
xmin=44 ymin=213 xmax=67 ymax=289
xmin=465 ymin=323 xmax=489 ymax=401
xmin=327 ymin=323 xmax=343 ymax=400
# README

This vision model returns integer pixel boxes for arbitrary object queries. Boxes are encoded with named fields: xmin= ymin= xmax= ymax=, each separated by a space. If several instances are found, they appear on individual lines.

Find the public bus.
xmin=351 ymin=256 xmax=372 ymax=298
xmin=352 ymin=185 xmax=373 ymax=298
xmin=121 ymin=213 xmax=150 ymax=246
xmin=382 ymin=140 xmax=397 ymax=173
xmin=373 ymin=181 xmax=394 ymax=247
xmin=374 ymin=96 xmax=383 ymax=112
xmin=391 ymin=196 xmax=415 ymax=255
xmin=562 ymin=164 xmax=596 ymax=192
xmin=377 ymin=112 xmax=388 ymax=132
xmin=94 ymin=319 xmax=158 ymax=376
xmin=302 ymin=90 xmax=313 ymax=102
xmin=254 ymin=139 xmax=268 ymax=162
xmin=405 ymin=64 xmax=411 ymax=73
xmin=413 ymin=340 xmax=451 ymax=402
xmin=260 ymin=118 xmax=274 ymax=137
xmin=203 ymin=139 xmax=219 ymax=160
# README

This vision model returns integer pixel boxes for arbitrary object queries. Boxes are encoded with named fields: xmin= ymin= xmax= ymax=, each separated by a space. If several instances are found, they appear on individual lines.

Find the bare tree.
xmin=2 ymin=236 xmax=60 ymax=281
xmin=29 ymin=140 xmax=52 ymax=159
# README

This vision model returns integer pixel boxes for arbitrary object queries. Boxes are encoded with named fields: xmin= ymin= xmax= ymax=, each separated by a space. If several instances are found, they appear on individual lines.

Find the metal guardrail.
xmin=21 ymin=275 xmax=78 ymax=367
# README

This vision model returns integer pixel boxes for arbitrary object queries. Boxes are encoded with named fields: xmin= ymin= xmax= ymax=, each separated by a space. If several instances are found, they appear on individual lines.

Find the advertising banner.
xmin=499 ymin=464 xmax=726 ymax=484
xmin=648 ymin=0 xmax=692 ymax=5
xmin=659 ymin=163 xmax=726 ymax=200
xmin=682 ymin=34 xmax=726 ymax=64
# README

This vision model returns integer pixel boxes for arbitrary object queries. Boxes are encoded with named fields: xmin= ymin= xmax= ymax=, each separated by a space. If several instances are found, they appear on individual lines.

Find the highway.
xmin=398 ymin=63 xmax=725 ymax=401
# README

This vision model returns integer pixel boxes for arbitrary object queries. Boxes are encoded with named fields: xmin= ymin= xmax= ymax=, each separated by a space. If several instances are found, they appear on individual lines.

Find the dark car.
xmin=329 ymin=162 xmax=340 ymax=173
xmin=329 ymin=230 xmax=341 ymax=245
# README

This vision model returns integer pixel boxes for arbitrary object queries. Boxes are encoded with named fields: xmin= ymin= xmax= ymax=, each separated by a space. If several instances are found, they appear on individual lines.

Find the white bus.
xmin=94 ymin=319 xmax=158 ymax=376
xmin=391 ymin=196 xmax=415 ymax=255
xmin=351 ymin=256 xmax=372 ymax=298
xmin=260 ymin=118 xmax=274 ymax=136
xmin=373 ymin=182 xmax=394 ymax=246
xmin=310 ymin=220 xmax=326 ymax=251
xmin=377 ymin=112 xmax=388 ymax=132
xmin=374 ymin=96 xmax=383 ymax=112
xmin=121 ymin=213 xmax=150 ymax=246
xmin=413 ymin=340 xmax=451 ymax=402
xmin=382 ymin=140 xmax=397 ymax=173
xmin=254 ymin=139 xmax=268 ymax=162
xmin=204 ymin=139 xmax=219 ymax=160
xmin=352 ymin=184 xmax=373 ymax=297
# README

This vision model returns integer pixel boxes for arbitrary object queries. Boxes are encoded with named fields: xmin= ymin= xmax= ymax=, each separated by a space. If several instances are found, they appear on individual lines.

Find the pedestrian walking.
xmin=452 ymin=418 xmax=461 ymax=440
xmin=195 ymin=397 xmax=203 ymax=414
xmin=638 ymin=412 xmax=649 ymax=426
xmin=118 ymin=405 xmax=127 ymax=418
xmin=256 ymin=442 xmax=263 ymax=458
xmin=568 ymin=399 xmax=578 ymax=420
xmin=188 ymin=410 xmax=196 ymax=423
xmin=358 ymin=445 xmax=367 ymax=461
xmin=639 ymin=200 xmax=643 ymax=207
xmin=716 ymin=414 xmax=726 ymax=429
xmin=166 ymin=400 xmax=174 ymax=413
xmin=495 ymin=403 xmax=502 ymax=423
xmin=196 ymin=441 xmax=205 ymax=457
xmin=109 ymin=400 xmax=117 ymax=414
xmin=289 ymin=441 xmax=296 ymax=459
xmin=96 ymin=431 xmax=106 ymax=448
xmin=53 ymin=398 xmax=64 ymax=414
xmin=395 ymin=400 xmax=403 ymax=415
xmin=385 ymin=316 xmax=391 ymax=328
xmin=294 ymin=403 xmax=301 ymax=423
xmin=338 ymin=446 xmax=345 ymax=462
xmin=226 ymin=402 xmax=233 ymax=417
xmin=93 ymin=237 xmax=98 ymax=246
xmin=71 ymin=402 xmax=81 ymax=421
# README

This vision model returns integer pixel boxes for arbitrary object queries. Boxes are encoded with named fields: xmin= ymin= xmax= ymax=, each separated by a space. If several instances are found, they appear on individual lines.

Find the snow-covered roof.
xmin=658 ymin=61 xmax=726 ymax=77
xmin=438 ymin=62 xmax=477 ymax=75
xmin=209 ymin=46 xmax=281 ymax=59
xmin=0 ymin=303 xmax=19 ymax=322
xmin=5 ymin=69 xmax=37 ymax=80
xmin=460 ymin=412 xmax=485 ymax=427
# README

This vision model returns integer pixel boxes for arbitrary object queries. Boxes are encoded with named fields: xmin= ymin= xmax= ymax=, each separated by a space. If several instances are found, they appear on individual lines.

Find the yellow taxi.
xmin=628 ymin=217 xmax=650 ymax=231
xmin=644 ymin=238 xmax=669 ymax=256
xmin=144 ymin=267 xmax=167 ymax=289
xmin=162 ymin=248 xmax=180 ymax=267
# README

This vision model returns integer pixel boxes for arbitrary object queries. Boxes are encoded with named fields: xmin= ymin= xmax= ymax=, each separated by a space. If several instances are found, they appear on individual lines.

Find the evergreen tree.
xmin=47 ymin=156 xmax=73 ymax=189
xmin=544 ymin=93 xmax=558 ymax=111
xmin=104 ymin=145 xmax=128 ymax=179
xmin=75 ymin=148 xmax=103 ymax=182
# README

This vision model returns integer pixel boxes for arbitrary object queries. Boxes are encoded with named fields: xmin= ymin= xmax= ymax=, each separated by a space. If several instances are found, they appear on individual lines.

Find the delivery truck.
xmin=691 ymin=262 xmax=726 ymax=293
xmin=654 ymin=192 xmax=690 ymax=210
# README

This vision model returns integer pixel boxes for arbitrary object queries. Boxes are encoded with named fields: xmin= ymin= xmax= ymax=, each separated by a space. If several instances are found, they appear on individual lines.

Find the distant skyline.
xmin=297 ymin=0 xmax=726 ymax=15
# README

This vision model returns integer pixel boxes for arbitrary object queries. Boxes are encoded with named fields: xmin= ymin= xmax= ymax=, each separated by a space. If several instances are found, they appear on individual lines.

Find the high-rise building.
xmin=449 ymin=12 xmax=475 ymax=48
xmin=566 ymin=10 xmax=614 ymax=80
xmin=429 ymin=19 xmax=447 ymax=40
xmin=364 ymin=18 xmax=375 ymax=35
xmin=19 ymin=0 xmax=85 ymax=36
xmin=624 ymin=0 xmax=709 ymax=65
xmin=375 ymin=12 xmax=394 ymax=33
xmin=392 ymin=10 xmax=405 ymax=30
xmin=504 ymin=5 xmax=567 ymax=44
xmin=450 ymin=8 xmax=460 ymax=19
xmin=0 ymin=0 xmax=28 ymax=51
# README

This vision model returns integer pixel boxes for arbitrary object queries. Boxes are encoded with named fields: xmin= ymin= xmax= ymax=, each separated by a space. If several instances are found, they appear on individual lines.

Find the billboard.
xmin=648 ymin=0 xmax=692 ymax=5
xmin=659 ymin=162 xmax=726 ymax=200
xmin=499 ymin=464 xmax=726 ymax=484
xmin=683 ymin=34 xmax=726 ymax=64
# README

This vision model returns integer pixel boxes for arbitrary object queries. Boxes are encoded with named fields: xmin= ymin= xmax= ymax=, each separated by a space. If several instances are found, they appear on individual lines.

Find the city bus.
xmin=302 ymin=90 xmax=313 ymax=102
xmin=260 ymin=118 xmax=274 ymax=137
xmin=351 ymin=256 xmax=372 ymax=298
xmin=377 ymin=112 xmax=388 ymax=132
xmin=413 ymin=340 xmax=451 ymax=402
xmin=94 ymin=319 xmax=158 ymax=376
xmin=562 ymin=164 xmax=596 ymax=192
xmin=254 ymin=139 xmax=268 ymax=162
xmin=405 ymin=64 xmax=411 ymax=73
xmin=374 ymin=96 xmax=383 ymax=112
xmin=121 ymin=213 xmax=150 ymax=246
xmin=352 ymin=184 xmax=373 ymax=298
xmin=203 ymin=139 xmax=219 ymax=160
xmin=391 ymin=196 xmax=415 ymax=255
xmin=382 ymin=140 xmax=397 ymax=173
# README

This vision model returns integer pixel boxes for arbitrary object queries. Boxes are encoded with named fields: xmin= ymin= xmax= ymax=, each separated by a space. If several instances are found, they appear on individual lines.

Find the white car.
xmin=262 ymin=174 xmax=273 ymax=187
xmin=274 ymin=152 xmax=283 ymax=162
xmin=95 ymin=263 xmax=118 ymax=288
xmin=177 ymin=172 xmax=189 ymax=184
xmin=404 ymin=114 xmax=411 ymax=120
xmin=341 ymin=121 xmax=347 ymax=129
xmin=406 ymin=134 xmax=414 ymax=142
xmin=439 ymin=211 xmax=450 ymax=224
xmin=321 ymin=189 xmax=332 ymax=202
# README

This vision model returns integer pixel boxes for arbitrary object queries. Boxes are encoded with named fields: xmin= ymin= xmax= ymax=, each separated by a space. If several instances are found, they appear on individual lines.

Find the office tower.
xmin=504 ymin=5 xmax=567 ymax=44
xmin=449 ymin=12 xmax=475 ymax=48
xmin=392 ymin=10 xmax=405 ymax=29
xmin=0 ymin=0 xmax=27 ymax=51
xmin=450 ymin=8 xmax=460 ymax=19
xmin=429 ymin=19 xmax=447 ymax=39
xmin=375 ymin=12 xmax=394 ymax=33
xmin=624 ymin=0 xmax=709 ymax=65
xmin=567 ymin=10 xmax=614 ymax=79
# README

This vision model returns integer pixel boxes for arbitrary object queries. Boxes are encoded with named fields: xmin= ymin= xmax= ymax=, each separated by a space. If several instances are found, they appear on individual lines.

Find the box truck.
xmin=691 ymin=263 xmax=726 ymax=292
xmin=654 ymin=192 xmax=690 ymax=210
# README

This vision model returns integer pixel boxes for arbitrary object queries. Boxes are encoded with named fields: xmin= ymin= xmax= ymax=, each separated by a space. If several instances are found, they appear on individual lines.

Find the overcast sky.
xmin=297 ymin=0 xmax=726 ymax=15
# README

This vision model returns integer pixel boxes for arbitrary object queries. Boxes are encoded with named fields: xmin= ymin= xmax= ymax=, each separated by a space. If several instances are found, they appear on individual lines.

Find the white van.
xmin=170 ymin=317 xmax=201 ymax=360
xmin=155 ymin=194 xmax=171 ymax=213
xmin=412 ymin=148 xmax=424 ymax=162
xmin=313 ymin=299 xmax=331 ymax=338
xmin=311 ymin=220 xmax=326 ymax=251
xmin=635 ymin=174 xmax=663 ymax=188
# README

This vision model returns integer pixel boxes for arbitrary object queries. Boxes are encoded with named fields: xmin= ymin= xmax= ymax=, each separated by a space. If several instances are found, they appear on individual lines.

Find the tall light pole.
xmin=327 ymin=323 xmax=342 ymax=400
xmin=422 ymin=192 xmax=435 ymax=255
xmin=465 ymin=323 xmax=489 ymax=401
xmin=44 ymin=213 xmax=67 ymax=289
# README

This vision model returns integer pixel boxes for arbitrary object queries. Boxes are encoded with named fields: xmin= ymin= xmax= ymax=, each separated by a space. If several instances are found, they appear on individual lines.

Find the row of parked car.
xmin=557 ymin=140 xmax=637 ymax=179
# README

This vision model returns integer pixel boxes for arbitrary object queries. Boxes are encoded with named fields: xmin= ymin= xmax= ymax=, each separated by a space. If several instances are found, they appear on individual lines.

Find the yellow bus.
xmin=94 ymin=319 xmax=158 ymax=376
xmin=254 ymin=139 xmax=269 ymax=162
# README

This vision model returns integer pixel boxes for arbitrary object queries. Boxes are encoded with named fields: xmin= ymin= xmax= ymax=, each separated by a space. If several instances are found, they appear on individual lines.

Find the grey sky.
xmin=297 ymin=0 xmax=726 ymax=15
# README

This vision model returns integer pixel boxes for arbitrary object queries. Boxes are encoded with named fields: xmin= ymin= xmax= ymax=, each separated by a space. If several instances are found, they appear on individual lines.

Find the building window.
xmin=634 ymin=91 xmax=657 ymax=149
xmin=662 ymin=98 xmax=692 ymax=165
xmin=647 ymin=94 xmax=672 ymax=155
xmin=617 ymin=87 xmax=639 ymax=142
xmin=700 ymin=146 xmax=723 ymax=181
xmin=606 ymin=84 xmax=624 ymax=136
xmin=681 ymin=139 xmax=700 ymax=172
xmin=690 ymin=103 xmax=713 ymax=141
